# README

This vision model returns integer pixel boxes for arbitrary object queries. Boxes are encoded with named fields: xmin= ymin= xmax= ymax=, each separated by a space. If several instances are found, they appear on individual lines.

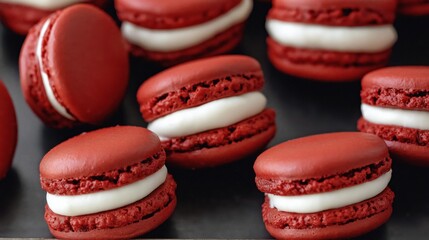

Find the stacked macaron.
xmin=358 ymin=66 xmax=429 ymax=166
xmin=0 ymin=0 xmax=106 ymax=34
xmin=0 ymin=81 xmax=17 ymax=179
xmin=254 ymin=132 xmax=394 ymax=239
xmin=137 ymin=55 xmax=276 ymax=168
xmin=40 ymin=126 xmax=177 ymax=239
xmin=398 ymin=0 xmax=429 ymax=15
xmin=19 ymin=4 xmax=129 ymax=128
xmin=266 ymin=0 xmax=398 ymax=81
xmin=115 ymin=0 xmax=253 ymax=65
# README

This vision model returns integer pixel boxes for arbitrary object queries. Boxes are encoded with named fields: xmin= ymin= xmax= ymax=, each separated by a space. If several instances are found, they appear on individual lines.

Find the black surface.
xmin=1 ymin=2 xmax=429 ymax=239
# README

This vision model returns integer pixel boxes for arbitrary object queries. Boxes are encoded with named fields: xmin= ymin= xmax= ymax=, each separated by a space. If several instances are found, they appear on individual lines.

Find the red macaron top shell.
xmin=43 ymin=4 xmax=129 ymax=124
xmin=254 ymin=132 xmax=389 ymax=180
xmin=137 ymin=55 xmax=264 ymax=121
xmin=115 ymin=0 xmax=241 ymax=29
xmin=362 ymin=66 xmax=429 ymax=90
xmin=40 ymin=126 xmax=163 ymax=181
xmin=0 ymin=81 xmax=18 ymax=179
xmin=269 ymin=0 xmax=397 ymax=25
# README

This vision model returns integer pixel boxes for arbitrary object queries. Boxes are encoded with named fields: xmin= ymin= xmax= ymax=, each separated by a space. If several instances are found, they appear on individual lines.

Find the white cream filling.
xmin=361 ymin=103 xmax=429 ymax=130
xmin=46 ymin=166 xmax=168 ymax=217
xmin=268 ymin=170 xmax=392 ymax=213
xmin=148 ymin=91 xmax=266 ymax=140
xmin=36 ymin=19 xmax=75 ymax=120
xmin=121 ymin=0 xmax=253 ymax=52
xmin=0 ymin=0 xmax=84 ymax=10
xmin=266 ymin=20 xmax=397 ymax=53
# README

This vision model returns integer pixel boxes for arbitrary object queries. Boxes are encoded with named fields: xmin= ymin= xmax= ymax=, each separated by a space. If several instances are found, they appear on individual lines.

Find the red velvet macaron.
xmin=20 ymin=4 xmax=129 ymax=129
xmin=266 ymin=0 xmax=398 ymax=81
xmin=40 ymin=126 xmax=177 ymax=239
xmin=358 ymin=66 xmax=429 ymax=166
xmin=398 ymin=0 xmax=429 ymax=15
xmin=0 ymin=0 xmax=107 ymax=35
xmin=137 ymin=55 xmax=276 ymax=168
xmin=115 ymin=0 xmax=253 ymax=66
xmin=254 ymin=132 xmax=394 ymax=239
xmin=0 ymin=81 xmax=17 ymax=179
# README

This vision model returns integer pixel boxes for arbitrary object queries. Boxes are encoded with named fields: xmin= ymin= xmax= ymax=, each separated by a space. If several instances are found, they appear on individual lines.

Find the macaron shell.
xmin=0 ymin=1 xmax=107 ymax=35
xmin=0 ymin=81 xmax=17 ymax=179
xmin=115 ymin=0 xmax=241 ymax=29
xmin=167 ymin=122 xmax=276 ymax=168
xmin=362 ymin=66 xmax=429 ymax=90
xmin=19 ymin=14 xmax=76 ymax=128
xmin=386 ymin=140 xmax=429 ymax=166
xmin=46 ymin=175 xmax=177 ymax=239
xmin=137 ymin=55 xmax=264 ymax=121
xmin=267 ymin=38 xmax=389 ymax=81
xmin=254 ymin=132 xmax=389 ymax=180
xmin=269 ymin=0 xmax=396 ymax=26
xmin=399 ymin=1 xmax=429 ymax=15
xmin=127 ymin=22 xmax=244 ymax=66
xmin=40 ymin=126 xmax=163 ymax=180
xmin=272 ymin=0 xmax=397 ymax=12
xmin=45 ymin=4 xmax=128 ymax=124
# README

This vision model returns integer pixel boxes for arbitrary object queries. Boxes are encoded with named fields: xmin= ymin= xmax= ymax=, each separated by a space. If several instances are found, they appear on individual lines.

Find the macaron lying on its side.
xmin=0 ymin=81 xmax=17 ymax=179
xmin=398 ymin=0 xmax=429 ymax=15
xmin=115 ymin=0 xmax=253 ymax=65
xmin=358 ymin=66 xmax=429 ymax=166
xmin=254 ymin=132 xmax=394 ymax=239
xmin=40 ymin=126 xmax=177 ymax=239
xmin=20 ymin=4 xmax=129 ymax=128
xmin=0 ymin=0 xmax=107 ymax=35
xmin=266 ymin=0 xmax=398 ymax=81
xmin=137 ymin=55 xmax=276 ymax=168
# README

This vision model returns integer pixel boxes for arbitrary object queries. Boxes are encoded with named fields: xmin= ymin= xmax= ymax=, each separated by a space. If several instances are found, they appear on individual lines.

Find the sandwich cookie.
xmin=0 ymin=81 xmax=17 ymax=179
xmin=358 ymin=66 xmax=429 ymax=166
xmin=115 ymin=0 xmax=253 ymax=66
xmin=20 ymin=4 xmax=129 ymax=128
xmin=137 ymin=55 xmax=276 ymax=168
xmin=266 ymin=0 xmax=398 ymax=81
xmin=254 ymin=132 xmax=394 ymax=239
xmin=398 ymin=0 xmax=429 ymax=15
xmin=40 ymin=126 xmax=177 ymax=239
xmin=0 ymin=0 xmax=107 ymax=35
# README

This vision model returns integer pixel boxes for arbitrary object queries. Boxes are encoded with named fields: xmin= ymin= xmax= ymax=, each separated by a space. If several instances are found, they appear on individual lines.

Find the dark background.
xmin=1 ymin=1 xmax=429 ymax=239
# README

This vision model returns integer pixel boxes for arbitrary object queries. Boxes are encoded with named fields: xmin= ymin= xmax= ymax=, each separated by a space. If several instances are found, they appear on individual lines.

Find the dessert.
xmin=358 ymin=66 xmax=429 ymax=166
xmin=0 ymin=81 xmax=17 ymax=179
xmin=40 ymin=126 xmax=177 ymax=239
xmin=266 ymin=0 xmax=398 ymax=81
xmin=137 ymin=55 xmax=276 ymax=168
xmin=115 ymin=0 xmax=253 ymax=65
xmin=20 ymin=4 xmax=129 ymax=128
xmin=254 ymin=132 xmax=394 ymax=239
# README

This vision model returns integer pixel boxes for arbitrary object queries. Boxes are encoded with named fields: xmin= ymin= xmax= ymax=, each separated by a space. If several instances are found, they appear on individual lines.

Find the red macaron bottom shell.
xmin=262 ymin=188 xmax=394 ymax=239
xmin=399 ymin=0 xmax=429 ymax=15
xmin=19 ymin=12 xmax=77 ymax=128
xmin=267 ymin=38 xmax=389 ymax=82
xmin=128 ymin=23 xmax=244 ymax=66
xmin=163 ymin=109 xmax=276 ymax=168
xmin=358 ymin=118 xmax=429 ymax=165
xmin=45 ymin=175 xmax=176 ymax=239
xmin=0 ymin=1 xmax=107 ymax=35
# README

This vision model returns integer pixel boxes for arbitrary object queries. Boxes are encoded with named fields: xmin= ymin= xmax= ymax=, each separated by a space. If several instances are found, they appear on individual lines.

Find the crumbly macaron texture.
xmin=45 ymin=175 xmax=176 ymax=238
xmin=40 ymin=126 xmax=165 ymax=195
xmin=0 ymin=81 xmax=18 ymax=179
xmin=115 ymin=0 xmax=241 ymax=29
xmin=137 ymin=55 xmax=264 ymax=121
xmin=268 ymin=0 xmax=396 ymax=26
xmin=263 ymin=188 xmax=394 ymax=239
